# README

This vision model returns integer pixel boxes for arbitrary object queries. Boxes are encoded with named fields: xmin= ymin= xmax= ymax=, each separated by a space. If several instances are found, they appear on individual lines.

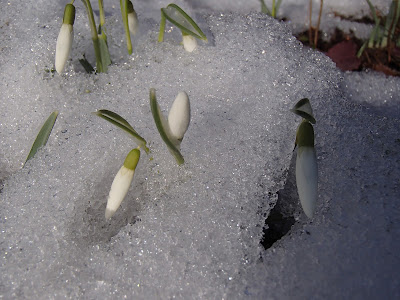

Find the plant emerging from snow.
xmin=94 ymin=110 xmax=148 ymax=219
xmin=94 ymin=89 xmax=190 ymax=219
xmin=105 ymin=148 xmax=140 ymax=219
xmin=120 ymin=0 xmax=138 ymax=55
xmin=150 ymin=88 xmax=191 ymax=165
xmin=158 ymin=3 xmax=207 ymax=52
xmin=55 ymin=2 xmax=75 ymax=74
xmin=291 ymin=98 xmax=318 ymax=218
xmin=259 ymin=0 xmax=283 ymax=19
xmin=357 ymin=0 xmax=400 ymax=59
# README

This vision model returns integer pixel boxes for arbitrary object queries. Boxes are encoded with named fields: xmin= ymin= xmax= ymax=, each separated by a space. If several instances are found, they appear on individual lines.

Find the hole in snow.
xmin=261 ymin=154 xmax=298 ymax=249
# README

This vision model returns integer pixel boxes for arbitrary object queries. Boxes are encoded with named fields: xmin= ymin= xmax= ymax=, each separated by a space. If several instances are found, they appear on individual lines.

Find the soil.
xmin=295 ymin=21 xmax=400 ymax=76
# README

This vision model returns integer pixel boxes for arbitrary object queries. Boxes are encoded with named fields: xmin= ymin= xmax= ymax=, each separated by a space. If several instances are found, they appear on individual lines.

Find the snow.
xmin=1 ymin=0 xmax=399 ymax=299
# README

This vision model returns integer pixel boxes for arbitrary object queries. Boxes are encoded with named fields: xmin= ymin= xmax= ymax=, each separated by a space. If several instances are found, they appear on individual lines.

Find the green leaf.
xmin=276 ymin=0 xmax=283 ymax=12
xmin=25 ymin=111 xmax=59 ymax=164
xmin=79 ymin=54 xmax=95 ymax=73
xmin=158 ymin=10 xmax=167 ymax=42
xmin=120 ymin=0 xmax=133 ymax=54
xmin=149 ymin=88 xmax=184 ymax=165
xmin=259 ymin=0 xmax=271 ymax=15
xmin=98 ymin=28 xmax=111 ymax=72
xmin=94 ymin=109 xmax=149 ymax=153
xmin=381 ymin=0 xmax=400 ymax=47
xmin=366 ymin=0 xmax=380 ymax=25
xmin=357 ymin=40 xmax=368 ymax=57
xmin=291 ymin=98 xmax=316 ymax=124
xmin=160 ymin=4 xmax=207 ymax=41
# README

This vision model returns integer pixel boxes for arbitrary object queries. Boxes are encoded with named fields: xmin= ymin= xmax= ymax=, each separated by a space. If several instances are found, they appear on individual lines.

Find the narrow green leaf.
xmin=79 ymin=54 xmax=95 ymax=73
xmin=366 ymin=0 xmax=379 ymax=25
xmin=161 ymin=4 xmax=207 ymax=41
xmin=149 ymin=88 xmax=184 ymax=165
xmin=94 ymin=109 xmax=149 ymax=153
xmin=120 ymin=0 xmax=133 ymax=54
xmin=25 ymin=111 xmax=59 ymax=164
xmin=381 ymin=0 xmax=400 ymax=47
xmin=276 ymin=0 xmax=283 ymax=12
xmin=158 ymin=10 xmax=167 ymax=42
xmin=98 ymin=30 xmax=111 ymax=72
xmin=259 ymin=0 xmax=271 ymax=15
xmin=357 ymin=40 xmax=368 ymax=57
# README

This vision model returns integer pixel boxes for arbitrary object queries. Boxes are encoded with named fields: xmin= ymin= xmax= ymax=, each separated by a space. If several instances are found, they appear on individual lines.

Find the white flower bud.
xmin=55 ymin=24 xmax=73 ymax=74
xmin=105 ymin=149 xmax=140 ymax=219
xmin=168 ymin=91 xmax=190 ymax=141
xmin=182 ymin=34 xmax=197 ymax=52
xmin=55 ymin=4 xmax=75 ymax=74
xmin=296 ymin=146 xmax=318 ymax=218
xmin=128 ymin=10 xmax=139 ymax=35
xmin=295 ymin=121 xmax=318 ymax=218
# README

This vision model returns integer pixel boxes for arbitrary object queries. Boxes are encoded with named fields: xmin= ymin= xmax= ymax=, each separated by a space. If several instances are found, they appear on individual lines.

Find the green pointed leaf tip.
xmin=161 ymin=4 xmax=207 ymax=41
xmin=123 ymin=148 xmax=140 ymax=170
xmin=94 ymin=109 xmax=149 ymax=153
xmin=127 ymin=0 xmax=134 ymax=13
xmin=25 ymin=111 xmax=59 ymax=163
xmin=63 ymin=4 xmax=75 ymax=25
xmin=291 ymin=98 xmax=316 ymax=124
xmin=296 ymin=120 xmax=314 ymax=148
xmin=149 ymin=88 xmax=185 ymax=165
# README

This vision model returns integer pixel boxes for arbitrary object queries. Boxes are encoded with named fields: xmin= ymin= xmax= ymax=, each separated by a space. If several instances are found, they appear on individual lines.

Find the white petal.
xmin=128 ymin=11 xmax=139 ymax=35
xmin=55 ymin=24 xmax=73 ymax=74
xmin=105 ymin=166 xmax=135 ymax=219
xmin=182 ymin=35 xmax=197 ymax=52
xmin=168 ymin=92 xmax=190 ymax=141
xmin=296 ymin=146 xmax=318 ymax=218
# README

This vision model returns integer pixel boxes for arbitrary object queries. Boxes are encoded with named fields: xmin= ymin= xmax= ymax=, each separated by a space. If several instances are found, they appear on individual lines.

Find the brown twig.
xmin=309 ymin=0 xmax=313 ymax=47
xmin=314 ymin=0 xmax=324 ymax=48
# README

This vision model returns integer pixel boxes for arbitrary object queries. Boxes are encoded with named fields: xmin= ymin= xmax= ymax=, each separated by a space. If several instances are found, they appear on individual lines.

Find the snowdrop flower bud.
xmin=55 ymin=3 xmax=75 ymax=74
xmin=105 ymin=148 xmax=140 ymax=219
xmin=127 ymin=0 xmax=139 ymax=36
xmin=295 ymin=120 xmax=318 ymax=218
xmin=168 ymin=91 xmax=190 ymax=142
xmin=182 ymin=33 xmax=197 ymax=52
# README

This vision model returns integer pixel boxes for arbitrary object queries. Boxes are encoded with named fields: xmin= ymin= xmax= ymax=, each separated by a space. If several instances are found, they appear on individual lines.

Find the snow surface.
xmin=1 ymin=0 xmax=399 ymax=299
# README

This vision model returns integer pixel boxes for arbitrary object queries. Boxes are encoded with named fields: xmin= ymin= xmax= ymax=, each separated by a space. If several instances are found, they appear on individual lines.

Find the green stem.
xmin=82 ymin=0 xmax=103 ymax=72
xmin=272 ymin=0 xmax=276 ymax=18
xmin=158 ymin=10 xmax=166 ymax=42
xmin=120 ymin=0 xmax=132 ymax=55
xmin=98 ymin=0 xmax=105 ymax=28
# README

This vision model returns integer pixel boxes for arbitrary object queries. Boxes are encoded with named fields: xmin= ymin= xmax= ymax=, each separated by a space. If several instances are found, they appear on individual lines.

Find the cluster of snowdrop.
xmin=99 ymin=89 xmax=191 ymax=219
xmin=55 ymin=1 xmax=207 ymax=74
xmin=52 ymin=1 xmax=318 ymax=222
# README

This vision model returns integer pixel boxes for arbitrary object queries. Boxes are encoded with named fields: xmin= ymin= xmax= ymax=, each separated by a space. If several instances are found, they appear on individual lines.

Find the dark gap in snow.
xmin=261 ymin=154 xmax=298 ymax=249
xmin=260 ymin=198 xmax=296 ymax=249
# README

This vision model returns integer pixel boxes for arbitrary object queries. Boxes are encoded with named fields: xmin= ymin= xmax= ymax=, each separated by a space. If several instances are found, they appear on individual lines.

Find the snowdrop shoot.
xmin=292 ymin=99 xmax=318 ymax=218
xmin=158 ymin=4 xmax=207 ymax=52
xmin=168 ymin=91 xmax=190 ymax=143
xmin=105 ymin=148 xmax=140 ymax=219
xmin=150 ymin=88 xmax=190 ymax=165
xmin=55 ymin=2 xmax=75 ymax=74
xmin=127 ymin=0 xmax=139 ymax=36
